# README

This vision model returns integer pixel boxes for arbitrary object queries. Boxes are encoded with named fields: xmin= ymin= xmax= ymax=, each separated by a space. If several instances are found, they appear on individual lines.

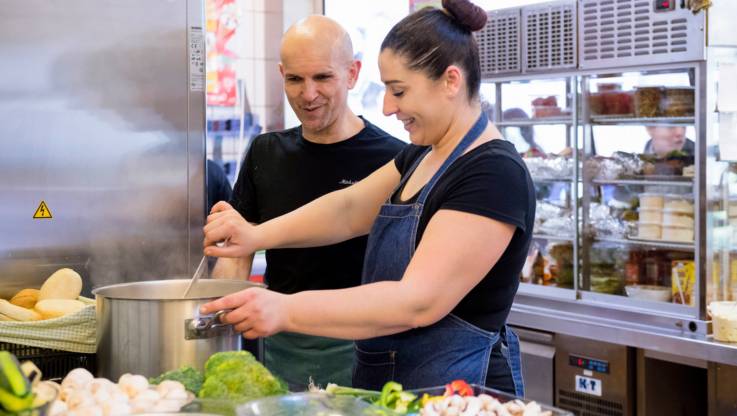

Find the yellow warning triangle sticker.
xmin=33 ymin=201 xmax=53 ymax=219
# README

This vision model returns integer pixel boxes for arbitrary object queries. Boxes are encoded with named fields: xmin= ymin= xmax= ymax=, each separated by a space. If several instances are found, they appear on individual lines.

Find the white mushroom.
xmin=135 ymin=388 xmax=161 ymax=403
xmin=48 ymin=400 xmax=68 ymax=416
xmin=444 ymin=406 xmax=461 ymax=416
xmin=66 ymin=390 xmax=96 ymax=410
xmin=88 ymin=378 xmax=115 ymax=395
xmin=436 ymin=397 xmax=451 ymax=411
xmin=449 ymin=394 xmax=465 ymax=409
xmin=130 ymin=389 xmax=161 ymax=413
xmin=151 ymin=399 xmax=186 ymax=413
xmin=460 ymin=396 xmax=483 ymax=416
xmin=423 ymin=401 xmax=440 ymax=415
xmin=478 ymin=394 xmax=496 ymax=410
xmin=62 ymin=368 xmax=95 ymax=392
xmin=107 ymin=386 xmax=129 ymax=403
xmin=155 ymin=380 xmax=187 ymax=399
xmin=522 ymin=401 xmax=542 ymax=416
xmin=68 ymin=405 xmax=104 ymax=416
xmin=101 ymin=400 xmax=133 ymax=416
xmin=117 ymin=374 xmax=149 ymax=398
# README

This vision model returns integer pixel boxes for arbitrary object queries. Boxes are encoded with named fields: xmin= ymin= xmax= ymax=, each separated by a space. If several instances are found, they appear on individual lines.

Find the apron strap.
xmin=416 ymin=113 xmax=489 ymax=204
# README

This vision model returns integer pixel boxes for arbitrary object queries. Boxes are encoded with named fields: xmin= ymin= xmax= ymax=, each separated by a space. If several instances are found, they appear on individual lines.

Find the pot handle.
xmin=184 ymin=309 xmax=233 ymax=340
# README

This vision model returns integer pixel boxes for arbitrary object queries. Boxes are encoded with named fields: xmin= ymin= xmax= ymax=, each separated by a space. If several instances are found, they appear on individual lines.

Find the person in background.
xmin=206 ymin=159 xmax=232 ymax=213
xmin=502 ymin=108 xmax=545 ymax=157
xmin=211 ymin=15 xmax=405 ymax=390
xmin=643 ymin=126 xmax=694 ymax=156
xmin=203 ymin=0 xmax=533 ymax=394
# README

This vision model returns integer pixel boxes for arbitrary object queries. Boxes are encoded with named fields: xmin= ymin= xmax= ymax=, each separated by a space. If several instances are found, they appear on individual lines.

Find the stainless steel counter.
xmin=509 ymin=294 xmax=737 ymax=367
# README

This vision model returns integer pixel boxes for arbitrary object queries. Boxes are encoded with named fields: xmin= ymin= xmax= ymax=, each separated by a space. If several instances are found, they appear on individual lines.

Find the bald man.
xmin=212 ymin=15 xmax=404 ymax=389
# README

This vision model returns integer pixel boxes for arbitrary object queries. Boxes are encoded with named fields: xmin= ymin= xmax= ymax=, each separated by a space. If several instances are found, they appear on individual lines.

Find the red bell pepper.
xmin=443 ymin=379 xmax=473 ymax=397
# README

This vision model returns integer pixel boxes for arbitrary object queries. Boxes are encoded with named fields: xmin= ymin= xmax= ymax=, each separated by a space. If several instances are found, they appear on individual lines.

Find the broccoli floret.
xmin=149 ymin=366 xmax=204 ymax=395
xmin=199 ymin=351 xmax=287 ymax=402
xmin=204 ymin=351 xmax=256 ymax=377
xmin=198 ymin=377 xmax=230 ymax=399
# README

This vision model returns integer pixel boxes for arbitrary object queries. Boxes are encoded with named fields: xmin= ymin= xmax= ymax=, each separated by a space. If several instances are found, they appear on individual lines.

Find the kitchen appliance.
xmin=555 ymin=334 xmax=635 ymax=416
xmin=93 ymin=279 xmax=260 ymax=379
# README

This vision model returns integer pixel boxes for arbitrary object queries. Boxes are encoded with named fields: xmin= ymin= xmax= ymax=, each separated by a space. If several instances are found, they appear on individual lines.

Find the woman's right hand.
xmin=203 ymin=201 xmax=261 ymax=258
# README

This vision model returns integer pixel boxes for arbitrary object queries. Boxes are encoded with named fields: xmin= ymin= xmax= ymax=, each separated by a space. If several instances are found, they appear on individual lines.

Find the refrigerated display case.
xmin=478 ymin=0 xmax=737 ymax=366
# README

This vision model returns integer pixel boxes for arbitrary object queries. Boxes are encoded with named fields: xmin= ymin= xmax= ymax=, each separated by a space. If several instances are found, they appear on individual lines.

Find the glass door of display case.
xmin=704 ymin=46 xmax=737 ymax=317
xmin=484 ymin=76 xmax=580 ymax=299
xmin=579 ymin=64 xmax=701 ymax=319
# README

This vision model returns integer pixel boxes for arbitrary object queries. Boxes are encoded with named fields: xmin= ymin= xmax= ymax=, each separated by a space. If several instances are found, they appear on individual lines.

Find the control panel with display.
xmin=569 ymin=354 xmax=610 ymax=374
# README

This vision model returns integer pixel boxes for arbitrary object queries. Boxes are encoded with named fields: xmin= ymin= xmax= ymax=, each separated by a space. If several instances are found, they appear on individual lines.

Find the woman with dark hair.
xmin=201 ymin=0 xmax=534 ymax=393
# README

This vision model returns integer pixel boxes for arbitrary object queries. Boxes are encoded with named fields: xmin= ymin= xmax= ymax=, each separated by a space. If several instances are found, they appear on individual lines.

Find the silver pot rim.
xmin=92 ymin=278 xmax=264 ymax=301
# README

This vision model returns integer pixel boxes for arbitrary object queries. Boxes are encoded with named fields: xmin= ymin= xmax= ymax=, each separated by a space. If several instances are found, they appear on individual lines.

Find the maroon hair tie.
xmin=441 ymin=0 xmax=488 ymax=31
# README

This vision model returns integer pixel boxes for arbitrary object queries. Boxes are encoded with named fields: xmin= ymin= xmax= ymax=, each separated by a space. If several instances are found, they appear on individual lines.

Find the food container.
xmin=625 ymin=284 xmax=671 ymax=302
xmin=638 ymin=222 xmax=662 ymax=240
xmin=708 ymin=301 xmax=737 ymax=342
xmin=663 ymin=209 xmax=695 ymax=227
xmin=638 ymin=208 xmax=663 ymax=223
xmin=588 ymin=93 xmax=605 ymax=115
xmin=591 ymin=275 xmax=625 ymax=295
xmin=588 ymin=85 xmax=634 ymax=116
xmin=602 ymin=90 xmax=634 ymax=115
xmin=662 ymin=225 xmax=694 ymax=242
xmin=93 ymin=279 xmax=263 ymax=380
xmin=639 ymin=193 xmax=664 ymax=209
xmin=664 ymin=194 xmax=694 ymax=213
xmin=634 ymin=86 xmax=665 ymax=117
xmin=672 ymin=260 xmax=695 ymax=305
xmin=662 ymin=87 xmax=695 ymax=117
xmin=408 ymin=384 xmax=573 ymax=416
xmin=598 ymin=83 xmax=622 ymax=92
xmin=530 ymin=95 xmax=563 ymax=118
xmin=237 ymin=393 xmax=398 ymax=416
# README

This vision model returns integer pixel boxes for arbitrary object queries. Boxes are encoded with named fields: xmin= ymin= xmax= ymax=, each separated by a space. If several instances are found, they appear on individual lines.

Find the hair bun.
xmin=442 ymin=0 xmax=488 ymax=32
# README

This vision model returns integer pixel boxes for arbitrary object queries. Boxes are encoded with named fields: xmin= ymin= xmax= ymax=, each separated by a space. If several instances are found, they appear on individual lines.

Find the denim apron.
xmin=353 ymin=114 xmax=525 ymax=396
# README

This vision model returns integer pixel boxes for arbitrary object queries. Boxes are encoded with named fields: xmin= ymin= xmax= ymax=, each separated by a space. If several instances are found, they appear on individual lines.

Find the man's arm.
xmin=204 ymin=160 xmax=401 ymax=257
xmin=211 ymin=255 xmax=254 ymax=280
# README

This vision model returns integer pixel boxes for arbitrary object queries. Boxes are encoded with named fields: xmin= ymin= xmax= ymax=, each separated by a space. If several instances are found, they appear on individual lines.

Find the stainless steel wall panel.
xmin=0 ymin=0 xmax=205 ymax=297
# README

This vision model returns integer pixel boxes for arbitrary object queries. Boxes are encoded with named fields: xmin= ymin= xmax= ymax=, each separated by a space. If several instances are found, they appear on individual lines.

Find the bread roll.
xmin=34 ymin=299 xmax=87 ymax=319
xmin=0 ymin=312 xmax=16 ymax=321
xmin=0 ymin=300 xmax=42 ymax=321
xmin=39 ymin=268 xmax=82 ymax=301
xmin=10 ymin=289 xmax=40 ymax=309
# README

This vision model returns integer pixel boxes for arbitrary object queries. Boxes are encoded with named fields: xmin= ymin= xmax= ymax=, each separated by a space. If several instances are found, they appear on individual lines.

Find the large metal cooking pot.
xmin=93 ymin=279 xmax=261 ymax=379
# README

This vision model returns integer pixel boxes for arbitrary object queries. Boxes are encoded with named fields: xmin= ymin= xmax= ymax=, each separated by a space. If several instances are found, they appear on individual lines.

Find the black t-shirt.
xmin=392 ymin=139 xmax=535 ymax=332
xmin=230 ymin=117 xmax=405 ymax=294
xmin=207 ymin=160 xmax=233 ymax=213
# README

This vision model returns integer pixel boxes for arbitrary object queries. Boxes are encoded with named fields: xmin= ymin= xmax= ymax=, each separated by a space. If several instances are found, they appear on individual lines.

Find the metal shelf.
xmin=497 ymin=117 xmax=573 ymax=126
xmin=533 ymin=234 xmax=575 ymax=242
xmin=589 ymin=115 xmax=695 ymax=125
xmin=532 ymin=177 xmax=575 ymax=183
xmin=592 ymin=178 xmax=693 ymax=187
xmin=593 ymin=236 xmax=694 ymax=250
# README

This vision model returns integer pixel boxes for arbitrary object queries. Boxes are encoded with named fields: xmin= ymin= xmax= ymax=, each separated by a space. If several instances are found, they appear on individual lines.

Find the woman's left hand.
xmin=200 ymin=287 xmax=289 ymax=339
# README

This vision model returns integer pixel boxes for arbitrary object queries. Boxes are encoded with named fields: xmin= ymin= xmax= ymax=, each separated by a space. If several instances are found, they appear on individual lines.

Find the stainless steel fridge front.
xmin=0 ymin=0 xmax=206 ymax=297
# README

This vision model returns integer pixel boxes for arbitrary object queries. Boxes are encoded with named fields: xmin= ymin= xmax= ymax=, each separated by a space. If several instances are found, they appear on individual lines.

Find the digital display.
xmin=655 ymin=0 xmax=675 ymax=11
xmin=569 ymin=354 xmax=610 ymax=374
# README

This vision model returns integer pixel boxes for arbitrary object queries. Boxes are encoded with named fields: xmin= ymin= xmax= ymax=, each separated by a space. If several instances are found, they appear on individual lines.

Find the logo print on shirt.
xmin=339 ymin=179 xmax=357 ymax=186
